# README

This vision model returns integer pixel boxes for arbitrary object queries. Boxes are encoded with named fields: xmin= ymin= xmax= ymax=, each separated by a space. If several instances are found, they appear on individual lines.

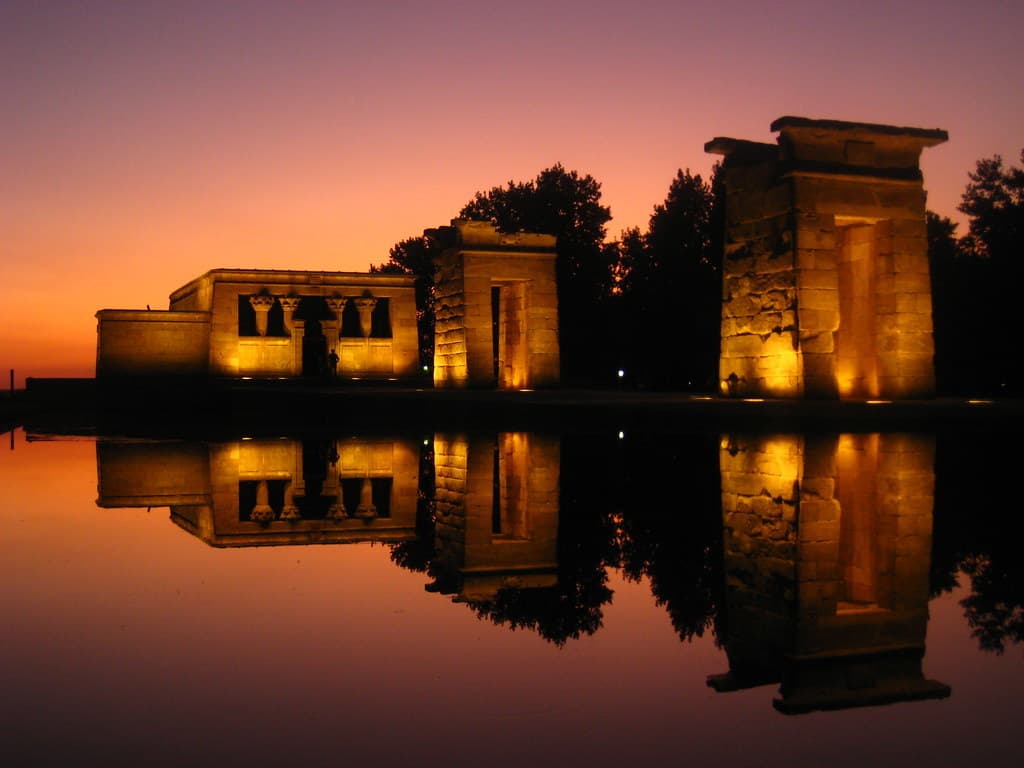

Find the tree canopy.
xmin=611 ymin=168 xmax=721 ymax=389
xmin=929 ymin=149 xmax=1024 ymax=393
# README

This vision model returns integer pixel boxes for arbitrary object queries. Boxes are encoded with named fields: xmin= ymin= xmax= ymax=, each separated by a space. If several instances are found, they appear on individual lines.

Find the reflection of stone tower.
xmin=711 ymin=433 xmax=949 ymax=714
xmin=708 ymin=117 xmax=947 ymax=399
xmin=431 ymin=433 xmax=560 ymax=600
xmin=429 ymin=220 xmax=560 ymax=389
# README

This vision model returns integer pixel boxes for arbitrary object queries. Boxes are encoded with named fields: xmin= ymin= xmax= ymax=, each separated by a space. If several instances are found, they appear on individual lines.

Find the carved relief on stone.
xmin=326 ymin=296 xmax=348 ymax=320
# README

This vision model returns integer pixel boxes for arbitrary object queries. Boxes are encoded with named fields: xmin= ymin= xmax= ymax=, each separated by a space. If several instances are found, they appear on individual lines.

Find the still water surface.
xmin=1 ymin=428 xmax=1021 ymax=767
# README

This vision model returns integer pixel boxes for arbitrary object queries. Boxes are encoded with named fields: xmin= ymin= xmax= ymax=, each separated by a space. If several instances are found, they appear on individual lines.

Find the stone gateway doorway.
xmin=302 ymin=318 xmax=326 ymax=377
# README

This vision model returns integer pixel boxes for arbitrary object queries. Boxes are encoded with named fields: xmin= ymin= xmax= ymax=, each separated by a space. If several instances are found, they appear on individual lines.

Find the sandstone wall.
xmin=709 ymin=118 xmax=944 ymax=399
xmin=95 ymin=309 xmax=210 ymax=377
xmin=432 ymin=221 xmax=559 ymax=389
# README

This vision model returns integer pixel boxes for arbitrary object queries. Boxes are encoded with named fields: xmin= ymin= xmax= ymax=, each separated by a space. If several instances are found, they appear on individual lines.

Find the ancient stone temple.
xmin=707 ymin=117 xmax=948 ymax=398
xmin=711 ymin=433 xmax=949 ymax=713
xmin=96 ymin=269 xmax=419 ymax=381
xmin=430 ymin=220 xmax=560 ymax=389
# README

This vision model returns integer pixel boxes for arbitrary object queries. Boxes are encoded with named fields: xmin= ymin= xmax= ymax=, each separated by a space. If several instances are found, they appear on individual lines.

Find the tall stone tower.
xmin=429 ymin=220 xmax=560 ymax=389
xmin=707 ymin=117 xmax=947 ymax=399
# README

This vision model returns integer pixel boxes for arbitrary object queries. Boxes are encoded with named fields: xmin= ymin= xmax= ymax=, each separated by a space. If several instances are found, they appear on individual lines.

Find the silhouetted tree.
xmin=954 ymin=150 xmax=1024 ymax=393
xmin=927 ymin=211 xmax=976 ymax=393
xmin=613 ymin=168 xmax=721 ymax=389
xmin=460 ymin=164 xmax=617 ymax=382
xmin=370 ymin=235 xmax=440 ymax=368
xmin=374 ymin=165 xmax=617 ymax=382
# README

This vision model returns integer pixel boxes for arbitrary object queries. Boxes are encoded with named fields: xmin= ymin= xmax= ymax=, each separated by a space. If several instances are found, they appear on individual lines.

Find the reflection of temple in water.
xmin=711 ymin=433 xmax=950 ymax=713
xmin=96 ymin=437 xmax=420 ymax=546
xmin=430 ymin=433 xmax=560 ymax=601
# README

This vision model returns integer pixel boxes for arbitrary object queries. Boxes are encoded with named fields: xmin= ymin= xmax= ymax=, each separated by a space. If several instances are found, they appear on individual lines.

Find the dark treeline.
xmin=374 ymin=151 xmax=1023 ymax=393
xmin=930 ymin=150 xmax=1024 ymax=394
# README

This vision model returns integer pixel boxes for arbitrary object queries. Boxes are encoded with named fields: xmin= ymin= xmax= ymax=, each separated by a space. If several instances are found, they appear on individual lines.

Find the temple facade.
xmin=96 ymin=269 xmax=420 ymax=381
xmin=430 ymin=220 xmax=560 ymax=389
xmin=708 ymin=117 xmax=948 ymax=399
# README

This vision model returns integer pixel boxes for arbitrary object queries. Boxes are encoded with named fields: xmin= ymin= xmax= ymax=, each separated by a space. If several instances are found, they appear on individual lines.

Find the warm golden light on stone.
xmin=430 ymin=221 xmax=560 ymax=389
xmin=96 ymin=269 xmax=419 ymax=381
xmin=708 ymin=117 xmax=947 ymax=400
xmin=712 ymin=432 xmax=949 ymax=713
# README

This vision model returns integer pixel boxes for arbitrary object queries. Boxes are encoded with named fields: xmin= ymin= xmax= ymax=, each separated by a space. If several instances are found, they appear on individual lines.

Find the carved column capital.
xmin=278 ymin=296 xmax=300 ymax=334
xmin=354 ymin=297 xmax=377 ymax=338
xmin=249 ymin=295 xmax=275 ymax=310
xmin=326 ymin=296 xmax=348 ymax=315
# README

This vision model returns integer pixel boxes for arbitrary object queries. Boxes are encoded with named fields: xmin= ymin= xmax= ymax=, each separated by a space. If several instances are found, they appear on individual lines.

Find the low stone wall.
xmin=95 ymin=309 xmax=210 ymax=377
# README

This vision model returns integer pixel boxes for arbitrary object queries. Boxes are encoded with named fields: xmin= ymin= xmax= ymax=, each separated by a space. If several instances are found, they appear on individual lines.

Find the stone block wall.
xmin=95 ymin=309 xmax=210 ymax=377
xmin=717 ymin=153 xmax=802 ymax=397
xmin=708 ymin=117 xmax=946 ymax=399
xmin=162 ymin=269 xmax=420 ymax=380
xmin=431 ymin=221 xmax=559 ymax=389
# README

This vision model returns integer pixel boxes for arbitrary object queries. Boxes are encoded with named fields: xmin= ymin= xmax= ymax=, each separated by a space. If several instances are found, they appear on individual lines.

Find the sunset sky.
xmin=3 ymin=0 xmax=1022 ymax=384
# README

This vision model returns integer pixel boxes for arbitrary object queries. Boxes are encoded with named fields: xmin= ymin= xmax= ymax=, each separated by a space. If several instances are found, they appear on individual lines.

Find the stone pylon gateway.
xmin=429 ymin=220 xmax=560 ymax=389
xmin=707 ymin=117 xmax=948 ymax=399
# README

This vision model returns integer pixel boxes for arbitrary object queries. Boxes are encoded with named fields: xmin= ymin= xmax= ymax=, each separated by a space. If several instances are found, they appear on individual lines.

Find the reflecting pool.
xmin=2 ymin=428 xmax=1021 ymax=766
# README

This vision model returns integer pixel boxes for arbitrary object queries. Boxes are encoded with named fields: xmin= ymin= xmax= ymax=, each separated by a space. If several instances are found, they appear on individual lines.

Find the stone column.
xmin=325 ymin=297 xmax=347 ymax=374
xmin=280 ymin=479 xmax=300 ymax=520
xmin=354 ymin=297 xmax=377 ymax=339
xmin=278 ymin=297 xmax=302 ymax=376
xmin=354 ymin=477 xmax=376 ymax=518
xmin=249 ymin=295 xmax=275 ymax=337
xmin=279 ymin=297 xmax=300 ymax=333
xmin=251 ymin=480 xmax=274 ymax=523
xmin=324 ymin=441 xmax=344 ymax=518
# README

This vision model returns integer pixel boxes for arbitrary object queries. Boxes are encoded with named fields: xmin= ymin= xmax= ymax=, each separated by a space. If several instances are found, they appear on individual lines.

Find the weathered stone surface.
xmin=430 ymin=220 xmax=559 ymax=389
xmin=708 ymin=117 xmax=945 ymax=399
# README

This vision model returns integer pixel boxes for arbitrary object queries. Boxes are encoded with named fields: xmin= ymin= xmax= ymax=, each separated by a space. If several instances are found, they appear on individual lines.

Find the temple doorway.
xmin=302 ymin=318 xmax=326 ymax=377
xmin=491 ymin=282 xmax=528 ymax=389
xmin=836 ymin=218 xmax=887 ymax=398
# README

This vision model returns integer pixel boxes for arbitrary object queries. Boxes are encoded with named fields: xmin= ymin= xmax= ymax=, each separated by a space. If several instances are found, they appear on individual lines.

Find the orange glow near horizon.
xmin=4 ymin=2 xmax=1024 ymax=386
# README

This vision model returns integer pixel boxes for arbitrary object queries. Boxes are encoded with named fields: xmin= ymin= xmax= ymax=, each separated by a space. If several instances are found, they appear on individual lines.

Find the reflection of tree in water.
xmin=613 ymin=433 xmax=724 ymax=643
xmin=931 ymin=432 xmax=1024 ymax=654
xmin=960 ymin=554 xmax=1024 ymax=653
xmin=387 ymin=433 xmax=725 ymax=647
xmin=467 ymin=500 xmax=618 ymax=647
xmin=464 ymin=434 xmax=620 ymax=646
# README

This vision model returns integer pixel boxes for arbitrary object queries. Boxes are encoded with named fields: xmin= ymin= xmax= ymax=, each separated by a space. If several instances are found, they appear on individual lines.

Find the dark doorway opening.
xmin=491 ymin=286 xmax=501 ymax=382
xmin=302 ymin=318 xmax=326 ymax=377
